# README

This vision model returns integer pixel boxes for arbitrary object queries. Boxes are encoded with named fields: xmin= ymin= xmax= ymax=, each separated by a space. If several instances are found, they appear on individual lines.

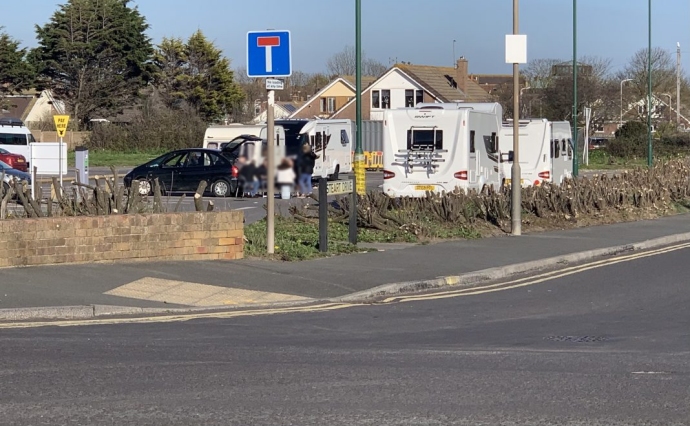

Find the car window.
xmin=206 ymin=152 xmax=228 ymax=167
xmin=0 ymin=148 xmax=8 ymax=154
xmin=162 ymin=153 xmax=187 ymax=168
xmin=185 ymin=152 xmax=204 ymax=167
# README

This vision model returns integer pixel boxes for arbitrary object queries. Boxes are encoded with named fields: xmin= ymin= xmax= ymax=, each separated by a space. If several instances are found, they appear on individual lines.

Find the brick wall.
xmin=0 ymin=211 xmax=244 ymax=268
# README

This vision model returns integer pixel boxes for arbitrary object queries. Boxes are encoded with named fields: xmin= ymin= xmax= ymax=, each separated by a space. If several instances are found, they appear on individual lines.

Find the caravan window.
xmin=406 ymin=129 xmax=443 ymax=151
xmin=567 ymin=138 xmax=573 ymax=156
xmin=340 ymin=129 xmax=349 ymax=146
xmin=561 ymin=139 xmax=567 ymax=155
xmin=470 ymin=130 xmax=476 ymax=153
xmin=554 ymin=140 xmax=560 ymax=158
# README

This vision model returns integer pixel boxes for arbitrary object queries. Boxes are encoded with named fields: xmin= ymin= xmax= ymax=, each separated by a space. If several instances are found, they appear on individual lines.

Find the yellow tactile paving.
xmin=105 ymin=277 xmax=309 ymax=307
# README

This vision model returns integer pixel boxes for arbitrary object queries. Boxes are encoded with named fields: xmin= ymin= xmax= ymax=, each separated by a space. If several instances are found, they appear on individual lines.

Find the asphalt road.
xmin=1 ymin=246 xmax=689 ymax=425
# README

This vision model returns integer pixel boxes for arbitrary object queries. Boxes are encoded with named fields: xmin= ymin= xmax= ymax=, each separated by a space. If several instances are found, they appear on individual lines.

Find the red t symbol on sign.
xmin=257 ymin=36 xmax=280 ymax=73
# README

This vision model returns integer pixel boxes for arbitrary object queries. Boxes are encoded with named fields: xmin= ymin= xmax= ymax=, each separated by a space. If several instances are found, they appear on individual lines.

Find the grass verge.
xmin=244 ymin=216 xmax=480 ymax=261
xmin=67 ymin=149 xmax=167 ymax=168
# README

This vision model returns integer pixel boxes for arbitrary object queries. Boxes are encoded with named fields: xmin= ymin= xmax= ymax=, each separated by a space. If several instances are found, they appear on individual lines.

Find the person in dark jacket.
xmin=237 ymin=157 xmax=258 ymax=197
xmin=297 ymin=143 xmax=318 ymax=197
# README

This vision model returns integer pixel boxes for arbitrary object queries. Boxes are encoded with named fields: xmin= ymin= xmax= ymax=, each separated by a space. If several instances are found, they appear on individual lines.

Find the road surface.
xmin=0 ymin=244 xmax=688 ymax=425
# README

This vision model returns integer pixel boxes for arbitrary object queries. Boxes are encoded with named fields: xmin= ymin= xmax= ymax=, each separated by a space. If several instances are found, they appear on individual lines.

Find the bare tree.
xmin=233 ymin=66 xmax=265 ymax=123
xmin=327 ymin=45 xmax=387 ymax=77
xmin=522 ymin=58 xmax=562 ymax=88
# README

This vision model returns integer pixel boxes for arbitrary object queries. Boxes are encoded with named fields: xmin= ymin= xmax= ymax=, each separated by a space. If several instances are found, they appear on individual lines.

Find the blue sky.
xmin=3 ymin=0 xmax=690 ymax=75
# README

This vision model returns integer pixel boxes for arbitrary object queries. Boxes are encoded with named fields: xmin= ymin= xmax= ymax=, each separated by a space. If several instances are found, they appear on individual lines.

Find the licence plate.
xmin=415 ymin=185 xmax=436 ymax=191
xmin=504 ymin=179 xmax=525 ymax=185
xmin=16 ymin=159 xmax=24 ymax=163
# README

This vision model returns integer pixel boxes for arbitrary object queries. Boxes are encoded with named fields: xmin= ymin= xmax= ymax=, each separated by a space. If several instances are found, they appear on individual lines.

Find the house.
xmin=332 ymin=58 xmax=494 ymax=121
xmin=619 ymin=95 xmax=690 ymax=131
xmin=0 ymin=90 xmax=65 ymax=126
xmin=287 ymin=77 xmax=373 ymax=119
xmin=470 ymin=74 xmax=518 ymax=95
xmin=251 ymin=102 xmax=301 ymax=123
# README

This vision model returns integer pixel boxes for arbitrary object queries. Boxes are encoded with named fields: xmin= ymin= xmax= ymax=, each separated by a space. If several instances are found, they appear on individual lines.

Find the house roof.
xmin=279 ymin=103 xmax=298 ymax=114
xmin=288 ymin=77 xmax=356 ymax=118
xmin=470 ymin=74 xmax=524 ymax=86
xmin=341 ymin=75 xmax=377 ymax=89
xmin=395 ymin=63 xmax=493 ymax=102
xmin=0 ymin=96 xmax=34 ymax=121
xmin=623 ymin=95 xmax=690 ymax=125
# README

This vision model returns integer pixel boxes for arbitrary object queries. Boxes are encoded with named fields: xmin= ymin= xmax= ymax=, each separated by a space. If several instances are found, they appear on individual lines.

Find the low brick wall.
xmin=0 ymin=211 xmax=244 ymax=268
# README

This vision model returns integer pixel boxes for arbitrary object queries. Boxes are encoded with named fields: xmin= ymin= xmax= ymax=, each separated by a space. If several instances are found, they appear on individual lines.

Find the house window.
xmin=405 ymin=90 xmax=414 ymax=107
xmin=381 ymin=90 xmax=391 ymax=109
xmin=372 ymin=90 xmax=380 ymax=108
xmin=319 ymin=97 xmax=336 ymax=113
xmin=327 ymin=97 xmax=336 ymax=113
xmin=416 ymin=89 xmax=423 ymax=105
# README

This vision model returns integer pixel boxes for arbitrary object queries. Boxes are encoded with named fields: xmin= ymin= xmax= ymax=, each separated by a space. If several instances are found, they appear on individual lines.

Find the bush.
xmin=87 ymin=99 xmax=206 ymax=152
xmin=615 ymin=121 xmax=647 ymax=139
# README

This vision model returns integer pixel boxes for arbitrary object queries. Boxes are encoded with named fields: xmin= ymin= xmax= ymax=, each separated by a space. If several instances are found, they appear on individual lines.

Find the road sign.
xmin=326 ymin=179 xmax=354 ymax=195
xmin=266 ymin=79 xmax=284 ymax=90
xmin=53 ymin=115 xmax=69 ymax=138
xmin=247 ymin=30 xmax=292 ymax=77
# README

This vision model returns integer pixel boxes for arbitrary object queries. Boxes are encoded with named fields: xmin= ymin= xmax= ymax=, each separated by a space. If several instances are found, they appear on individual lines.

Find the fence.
xmin=350 ymin=120 xmax=384 ymax=170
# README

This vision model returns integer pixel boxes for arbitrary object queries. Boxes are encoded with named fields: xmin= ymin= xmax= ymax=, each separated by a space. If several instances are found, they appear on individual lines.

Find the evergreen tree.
xmin=32 ymin=0 xmax=153 ymax=128
xmin=0 ymin=28 xmax=34 ymax=109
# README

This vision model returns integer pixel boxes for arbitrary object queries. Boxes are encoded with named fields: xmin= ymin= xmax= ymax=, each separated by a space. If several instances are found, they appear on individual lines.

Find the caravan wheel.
xmin=328 ymin=165 xmax=340 ymax=181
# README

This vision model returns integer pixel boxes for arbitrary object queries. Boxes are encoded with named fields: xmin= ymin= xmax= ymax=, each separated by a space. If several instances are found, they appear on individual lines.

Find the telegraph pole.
xmin=354 ymin=0 xmax=365 ymax=195
xmin=677 ymin=42 xmax=681 ymax=125
xmin=572 ymin=0 xmax=579 ymax=177
xmin=647 ymin=0 xmax=653 ymax=167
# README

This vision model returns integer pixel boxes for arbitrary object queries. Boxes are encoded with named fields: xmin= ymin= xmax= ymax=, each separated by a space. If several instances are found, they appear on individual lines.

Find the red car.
xmin=0 ymin=148 xmax=28 ymax=172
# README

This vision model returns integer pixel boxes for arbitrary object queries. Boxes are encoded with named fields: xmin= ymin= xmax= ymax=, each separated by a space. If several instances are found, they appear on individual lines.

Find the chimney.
xmin=456 ymin=57 xmax=468 ymax=94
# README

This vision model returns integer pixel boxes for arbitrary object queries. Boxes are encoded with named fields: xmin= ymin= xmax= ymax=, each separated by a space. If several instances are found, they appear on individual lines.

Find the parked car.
xmin=0 ymin=160 xmax=31 ymax=194
xmin=124 ymin=149 xmax=238 ymax=197
xmin=0 ymin=148 xmax=28 ymax=172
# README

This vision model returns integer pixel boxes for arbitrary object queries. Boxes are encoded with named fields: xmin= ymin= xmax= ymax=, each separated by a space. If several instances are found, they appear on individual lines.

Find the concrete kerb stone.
xmin=336 ymin=231 xmax=690 ymax=303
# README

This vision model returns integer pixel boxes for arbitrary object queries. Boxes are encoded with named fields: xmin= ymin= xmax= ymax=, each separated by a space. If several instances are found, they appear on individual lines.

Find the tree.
xmin=153 ymin=31 xmax=243 ymax=123
xmin=326 ymin=45 xmax=387 ymax=77
xmin=31 ymin=0 xmax=153 ymax=128
xmin=0 ymin=28 xmax=34 ymax=109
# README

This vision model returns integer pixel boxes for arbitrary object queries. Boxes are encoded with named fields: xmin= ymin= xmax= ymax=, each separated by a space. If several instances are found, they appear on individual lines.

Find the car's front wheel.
xmin=134 ymin=178 xmax=152 ymax=196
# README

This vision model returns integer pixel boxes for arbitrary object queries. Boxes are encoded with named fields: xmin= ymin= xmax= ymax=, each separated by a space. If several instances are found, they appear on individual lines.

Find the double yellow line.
xmin=1 ymin=242 xmax=688 ymax=330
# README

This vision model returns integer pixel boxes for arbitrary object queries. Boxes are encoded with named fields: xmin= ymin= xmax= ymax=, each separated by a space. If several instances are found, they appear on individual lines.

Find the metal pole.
xmin=59 ymin=136 xmax=63 ymax=188
xmin=677 ymin=42 xmax=681 ymax=125
xmin=318 ymin=177 xmax=328 ymax=252
xmin=647 ymin=0 xmax=653 ymax=167
xmin=511 ymin=0 xmax=521 ymax=236
xmin=266 ymin=89 xmax=276 ymax=254
xmin=572 ymin=0 xmax=578 ymax=177
xmin=353 ymin=0 xmax=365 ymax=195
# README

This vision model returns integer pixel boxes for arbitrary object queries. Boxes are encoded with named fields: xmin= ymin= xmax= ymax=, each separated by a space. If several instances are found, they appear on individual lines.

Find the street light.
xmin=354 ymin=0 xmax=365 ymax=194
xmin=620 ymin=78 xmax=632 ymax=127
xmin=647 ymin=0 xmax=652 ymax=167
xmin=572 ymin=0 xmax=578 ymax=177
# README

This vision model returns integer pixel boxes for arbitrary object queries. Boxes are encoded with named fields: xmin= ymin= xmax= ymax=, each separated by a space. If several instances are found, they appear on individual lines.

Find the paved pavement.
xmin=0 ymin=214 xmax=689 ymax=313
xmin=0 ymin=246 xmax=688 ymax=425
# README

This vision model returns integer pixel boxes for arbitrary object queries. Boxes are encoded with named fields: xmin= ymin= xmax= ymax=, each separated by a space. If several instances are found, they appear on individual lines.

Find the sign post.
xmin=247 ymin=30 xmax=292 ymax=254
xmin=53 ymin=115 xmax=69 ymax=189
xmin=318 ymin=178 xmax=357 ymax=253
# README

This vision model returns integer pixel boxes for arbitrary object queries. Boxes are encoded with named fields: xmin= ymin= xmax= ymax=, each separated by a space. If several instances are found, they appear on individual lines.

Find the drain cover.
xmin=544 ymin=335 xmax=608 ymax=343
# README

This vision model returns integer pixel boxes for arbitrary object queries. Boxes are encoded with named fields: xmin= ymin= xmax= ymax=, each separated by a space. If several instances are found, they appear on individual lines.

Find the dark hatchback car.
xmin=124 ymin=149 xmax=238 ymax=197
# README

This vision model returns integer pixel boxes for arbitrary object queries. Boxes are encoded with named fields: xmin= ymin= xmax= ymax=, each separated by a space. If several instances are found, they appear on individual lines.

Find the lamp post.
xmin=572 ymin=0 xmax=578 ymax=177
xmin=620 ymin=78 xmax=632 ymax=127
xmin=354 ymin=0 xmax=365 ymax=194
xmin=647 ymin=0 xmax=653 ymax=167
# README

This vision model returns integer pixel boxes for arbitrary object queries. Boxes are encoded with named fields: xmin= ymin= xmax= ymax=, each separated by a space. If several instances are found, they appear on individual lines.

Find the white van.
xmin=298 ymin=119 xmax=353 ymax=180
xmin=382 ymin=103 xmax=503 ymax=198
xmin=203 ymin=124 xmax=285 ymax=150
xmin=0 ymin=118 xmax=35 ymax=165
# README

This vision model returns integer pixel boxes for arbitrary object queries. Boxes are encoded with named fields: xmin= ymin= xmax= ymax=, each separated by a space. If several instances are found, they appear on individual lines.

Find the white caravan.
xmin=0 ymin=118 xmax=35 ymax=164
xmin=382 ymin=103 xmax=503 ymax=198
xmin=203 ymin=124 xmax=285 ymax=150
xmin=498 ymin=119 xmax=573 ymax=187
xmin=298 ymin=119 xmax=353 ymax=180
xmin=550 ymin=121 xmax=574 ymax=184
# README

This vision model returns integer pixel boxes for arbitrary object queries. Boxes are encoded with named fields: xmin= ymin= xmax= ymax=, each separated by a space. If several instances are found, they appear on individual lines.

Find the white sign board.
xmin=505 ymin=34 xmax=527 ymax=64
xmin=326 ymin=180 xmax=354 ymax=195
xmin=266 ymin=79 xmax=284 ymax=90
xmin=30 ymin=142 xmax=68 ymax=175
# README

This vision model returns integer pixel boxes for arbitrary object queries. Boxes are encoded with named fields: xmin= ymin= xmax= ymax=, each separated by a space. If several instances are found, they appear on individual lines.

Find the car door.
xmin=178 ymin=151 xmax=222 ymax=192
xmin=157 ymin=152 xmax=188 ymax=192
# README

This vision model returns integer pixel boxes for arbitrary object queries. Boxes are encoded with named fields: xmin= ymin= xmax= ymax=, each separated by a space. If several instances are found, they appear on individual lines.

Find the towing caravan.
xmin=298 ymin=119 xmax=353 ymax=180
xmin=203 ymin=124 xmax=285 ymax=150
xmin=550 ymin=121 xmax=574 ymax=184
xmin=498 ymin=119 xmax=551 ymax=187
xmin=0 ymin=118 xmax=35 ymax=165
xmin=382 ymin=103 xmax=503 ymax=198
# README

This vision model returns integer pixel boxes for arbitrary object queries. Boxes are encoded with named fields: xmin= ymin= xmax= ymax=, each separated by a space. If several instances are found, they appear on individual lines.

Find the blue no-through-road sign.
xmin=247 ymin=30 xmax=292 ymax=78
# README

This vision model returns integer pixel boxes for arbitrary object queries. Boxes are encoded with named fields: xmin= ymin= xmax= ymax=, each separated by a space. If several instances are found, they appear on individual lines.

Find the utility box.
xmin=75 ymin=146 xmax=89 ymax=184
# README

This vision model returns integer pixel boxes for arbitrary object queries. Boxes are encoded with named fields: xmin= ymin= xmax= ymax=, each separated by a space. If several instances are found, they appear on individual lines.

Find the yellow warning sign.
xmin=53 ymin=115 xmax=70 ymax=138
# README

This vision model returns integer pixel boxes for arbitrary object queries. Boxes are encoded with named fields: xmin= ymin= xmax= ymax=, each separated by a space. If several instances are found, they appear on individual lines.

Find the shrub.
xmin=615 ymin=121 xmax=647 ymax=139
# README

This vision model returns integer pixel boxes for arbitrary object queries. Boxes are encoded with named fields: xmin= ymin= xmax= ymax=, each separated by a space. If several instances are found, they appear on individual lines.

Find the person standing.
xmin=297 ymin=143 xmax=317 ymax=197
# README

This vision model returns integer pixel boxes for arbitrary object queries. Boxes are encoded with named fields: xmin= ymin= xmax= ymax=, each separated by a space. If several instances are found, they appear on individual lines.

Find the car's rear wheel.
xmin=212 ymin=179 xmax=231 ymax=197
